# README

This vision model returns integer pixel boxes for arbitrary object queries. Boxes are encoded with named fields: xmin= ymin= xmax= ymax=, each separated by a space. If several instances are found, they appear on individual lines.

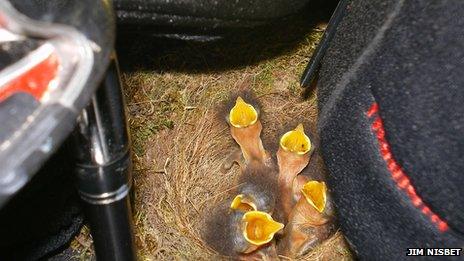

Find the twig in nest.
xmin=257 ymin=92 xmax=285 ymax=98
xmin=163 ymin=158 xmax=170 ymax=173
xmin=188 ymin=197 xmax=201 ymax=215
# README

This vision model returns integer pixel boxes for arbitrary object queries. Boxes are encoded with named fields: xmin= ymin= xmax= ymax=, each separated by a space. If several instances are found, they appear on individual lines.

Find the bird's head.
xmin=279 ymin=123 xmax=311 ymax=155
xmin=301 ymin=181 xmax=327 ymax=213
xmin=241 ymin=211 xmax=284 ymax=247
xmin=228 ymin=96 xmax=258 ymax=128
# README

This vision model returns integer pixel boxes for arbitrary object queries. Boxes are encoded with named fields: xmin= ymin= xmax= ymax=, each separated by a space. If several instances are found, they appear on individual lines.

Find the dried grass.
xmin=133 ymin=91 xmax=320 ymax=260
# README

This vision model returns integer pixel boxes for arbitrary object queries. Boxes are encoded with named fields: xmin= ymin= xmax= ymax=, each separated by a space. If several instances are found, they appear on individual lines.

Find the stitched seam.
xmin=367 ymin=102 xmax=449 ymax=232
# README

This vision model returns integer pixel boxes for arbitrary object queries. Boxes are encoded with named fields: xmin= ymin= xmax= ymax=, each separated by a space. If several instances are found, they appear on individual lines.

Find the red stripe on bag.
xmin=367 ymin=102 xmax=449 ymax=232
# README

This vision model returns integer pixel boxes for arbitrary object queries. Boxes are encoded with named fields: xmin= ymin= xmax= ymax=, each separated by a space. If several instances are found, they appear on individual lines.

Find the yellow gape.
xmin=229 ymin=97 xmax=258 ymax=128
xmin=279 ymin=124 xmax=311 ymax=155
xmin=230 ymin=194 xmax=257 ymax=212
xmin=301 ymin=181 xmax=327 ymax=213
xmin=242 ymin=211 xmax=284 ymax=246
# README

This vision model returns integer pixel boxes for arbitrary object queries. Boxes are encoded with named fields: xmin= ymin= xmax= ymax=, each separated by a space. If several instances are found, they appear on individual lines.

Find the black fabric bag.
xmin=318 ymin=0 xmax=464 ymax=259
xmin=0 ymin=145 xmax=83 ymax=260
xmin=114 ymin=0 xmax=310 ymax=28
xmin=113 ymin=0 xmax=313 ymax=39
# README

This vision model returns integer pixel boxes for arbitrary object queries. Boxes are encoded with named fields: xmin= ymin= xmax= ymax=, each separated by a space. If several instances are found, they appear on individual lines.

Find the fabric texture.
xmin=114 ymin=0 xmax=309 ymax=28
xmin=317 ymin=0 xmax=464 ymax=259
xmin=0 ymin=144 xmax=83 ymax=261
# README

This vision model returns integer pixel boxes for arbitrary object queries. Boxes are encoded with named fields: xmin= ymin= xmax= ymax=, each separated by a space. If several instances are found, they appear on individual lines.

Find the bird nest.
xmin=131 ymin=90 xmax=349 ymax=259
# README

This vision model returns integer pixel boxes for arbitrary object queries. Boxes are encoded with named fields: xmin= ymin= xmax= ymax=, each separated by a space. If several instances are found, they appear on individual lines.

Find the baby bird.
xmin=203 ymin=201 xmax=284 ymax=258
xmin=239 ymin=242 xmax=279 ymax=261
xmin=231 ymin=160 xmax=279 ymax=214
xmin=277 ymin=124 xmax=312 ymax=220
xmin=227 ymin=97 xmax=272 ymax=167
xmin=227 ymin=159 xmax=280 ymax=260
xmin=277 ymin=180 xmax=336 ymax=258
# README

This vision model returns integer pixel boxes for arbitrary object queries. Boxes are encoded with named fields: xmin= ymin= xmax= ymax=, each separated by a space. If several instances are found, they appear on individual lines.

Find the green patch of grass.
xmin=253 ymin=62 xmax=277 ymax=96
xmin=131 ymin=118 xmax=174 ymax=156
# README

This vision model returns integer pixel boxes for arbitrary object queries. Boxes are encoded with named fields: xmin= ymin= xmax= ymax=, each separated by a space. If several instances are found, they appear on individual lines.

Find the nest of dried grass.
xmin=133 ymin=88 xmax=349 ymax=259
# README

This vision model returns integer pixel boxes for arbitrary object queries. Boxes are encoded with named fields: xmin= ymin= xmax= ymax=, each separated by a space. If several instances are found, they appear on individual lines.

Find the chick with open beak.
xmin=226 ymin=150 xmax=281 ymax=260
xmin=204 ymin=200 xmax=284 ymax=258
xmin=230 ymin=160 xmax=279 ymax=214
xmin=277 ymin=124 xmax=312 ymax=220
xmin=242 ymin=211 xmax=285 ymax=252
xmin=228 ymin=97 xmax=271 ymax=166
xmin=231 ymin=204 xmax=282 ymax=261
xmin=278 ymin=180 xmax=336 ymax=258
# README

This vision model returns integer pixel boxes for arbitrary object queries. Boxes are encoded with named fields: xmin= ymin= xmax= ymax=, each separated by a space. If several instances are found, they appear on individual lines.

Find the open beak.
xmin=231 ymin=194 xmax=257 ymax=212
xmin=279 ymin=124 xmax=311 ymax=155
xmin=229 ymin=97 xmax=258 ymax=128
xmin=277 ymin=124 xmax=312 ymax=175
xmin=242 ymin=211 xmax=284 ymax=246
xmin=301 ymin=181 xmax=327 ymax=213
